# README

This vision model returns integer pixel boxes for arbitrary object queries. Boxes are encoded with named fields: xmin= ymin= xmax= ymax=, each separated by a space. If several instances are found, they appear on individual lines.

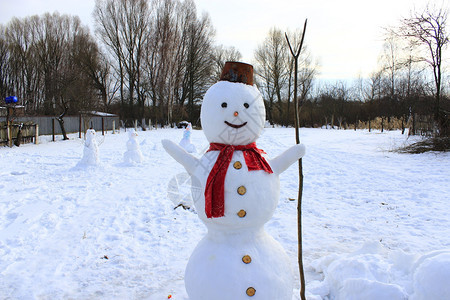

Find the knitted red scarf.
xmin=205 ymin=142 xmax=273 ymax=218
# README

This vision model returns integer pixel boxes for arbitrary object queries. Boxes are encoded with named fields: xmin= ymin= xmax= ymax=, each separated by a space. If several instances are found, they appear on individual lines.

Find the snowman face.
xmin=128 ymin=129 xmax=138 ymax=138
xmin=86 ymin=129 xmax=96 ymax=141
xmin=200 ymin=81 xmax=265 ymax=145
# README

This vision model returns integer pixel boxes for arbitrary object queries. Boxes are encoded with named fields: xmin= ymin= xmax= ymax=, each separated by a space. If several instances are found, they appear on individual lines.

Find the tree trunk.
xmin=57 ymin=104 xmax=69 ymax=140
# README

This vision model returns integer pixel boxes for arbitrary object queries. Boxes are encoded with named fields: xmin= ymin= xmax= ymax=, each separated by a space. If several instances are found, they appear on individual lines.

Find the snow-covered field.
xmin=0 ymin=127 xmax=449 ymax=299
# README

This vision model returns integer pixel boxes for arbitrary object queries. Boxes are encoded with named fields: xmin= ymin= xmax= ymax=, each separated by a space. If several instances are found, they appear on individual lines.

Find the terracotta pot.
xmin=219 ymin=61 xmax=253 ymax=85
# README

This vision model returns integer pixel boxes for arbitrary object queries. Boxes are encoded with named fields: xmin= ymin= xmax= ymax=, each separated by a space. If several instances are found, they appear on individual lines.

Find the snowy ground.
xmin=0 ymin=127 xmax=449 ymax=299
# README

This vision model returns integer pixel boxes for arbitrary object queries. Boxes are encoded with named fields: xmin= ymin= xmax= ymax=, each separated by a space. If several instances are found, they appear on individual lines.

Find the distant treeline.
xmin=0 ymin=0 xmax=448 ymax=136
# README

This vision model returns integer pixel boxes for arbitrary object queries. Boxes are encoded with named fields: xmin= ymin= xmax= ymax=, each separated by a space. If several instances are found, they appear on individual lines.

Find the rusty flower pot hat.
xmin=219 ymin=61 xmax=253 ymax=86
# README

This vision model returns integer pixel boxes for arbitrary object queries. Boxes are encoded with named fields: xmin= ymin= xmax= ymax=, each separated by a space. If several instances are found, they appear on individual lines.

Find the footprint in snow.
xmin=10 ymin=171 xmax=28 ymax=176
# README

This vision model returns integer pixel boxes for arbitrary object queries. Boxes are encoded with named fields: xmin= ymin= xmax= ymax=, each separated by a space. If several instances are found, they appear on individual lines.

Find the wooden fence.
xmin=0 ymin=114 xmax=120 ymax=147
xmin=0 ymin=122 xmax=38 ymax=147
xmin=0 ymin=115 xmax=118 ymax=136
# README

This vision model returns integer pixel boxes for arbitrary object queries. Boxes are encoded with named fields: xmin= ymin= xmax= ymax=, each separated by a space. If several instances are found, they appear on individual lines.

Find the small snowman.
xmin=123 ymin=128 xmax=143 ymax=164
xmin=79 ymin=128 xmax=99 ymax=166
xmin=179 ymin=122 xmax=196 ymax=153
xmin=162 ymin=62 xmax=305 ymax=300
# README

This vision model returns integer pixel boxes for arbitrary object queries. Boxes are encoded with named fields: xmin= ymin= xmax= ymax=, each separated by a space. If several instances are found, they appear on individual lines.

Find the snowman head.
xmin=86 ymin=129 xmax=96 ymax=141
xmin=85 ymin=129 xmax=97 ymax=147
xmin=200 ymin=62 xmax=265 ymax=145
xmin=128 ymin=128 xmax=138 ymax=139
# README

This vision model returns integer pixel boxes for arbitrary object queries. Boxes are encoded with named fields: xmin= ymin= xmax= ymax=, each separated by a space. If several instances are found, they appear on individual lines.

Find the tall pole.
xmin=285 ymin=19 xmax=307 ymax=300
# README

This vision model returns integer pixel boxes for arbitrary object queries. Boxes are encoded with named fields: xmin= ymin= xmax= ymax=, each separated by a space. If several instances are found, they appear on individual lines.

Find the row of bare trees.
xmin=253 ymin=3 xmax=449 ymax=136
xmin=1 ymin=0 xmax=448 ymax=136
xmin=93 ymin=0 xmax=242 ymax=126
xmin=254 ymin=27 xmax=317 ymax=127
xmin=0 ymin=0 xmax=241 ymax=129
xmin=0 ymin=13 xmax=104 ymax=138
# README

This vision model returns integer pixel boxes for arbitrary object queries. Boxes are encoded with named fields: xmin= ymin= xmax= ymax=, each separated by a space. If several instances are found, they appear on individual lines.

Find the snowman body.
xmin=124 ymin=129 xmax=143 ymax=163
xmin=191 ymin=151 xmax=279 ymax=230
xmin=179 ymin=123 xmax=196 ymax=153
xmin=186 ymin=151 xmax=293 ymax=299
xmin=163 ymin=76 xmax=305 ymax=300
xmin=80 ymin=129 xmax=99 ymax=166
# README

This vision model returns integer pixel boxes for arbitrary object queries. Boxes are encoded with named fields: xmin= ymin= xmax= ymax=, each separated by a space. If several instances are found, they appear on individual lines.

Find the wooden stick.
xmin=285 ymin=19 xmax=307 ymax=300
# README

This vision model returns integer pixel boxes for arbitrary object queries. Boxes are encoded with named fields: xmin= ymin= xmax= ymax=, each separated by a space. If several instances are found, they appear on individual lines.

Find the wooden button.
xmin=242 ymin=255 xmax=252 ymax=264
xmin=246 ymin=287 xmax=256 ymax=297
xmin=237 ymin=186 xmax=246 ymax=195
xmin=237 ymin=210 xmax=246 ymax=218
xmin=233 ymin=161 xmax=242 ymax=169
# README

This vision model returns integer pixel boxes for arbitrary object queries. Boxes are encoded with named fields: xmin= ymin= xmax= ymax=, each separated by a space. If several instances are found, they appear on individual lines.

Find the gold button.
xmin=233 ymin=161 xmax=242 ymax=169
xmin=237 ymin=210 xmax=246 ymax=218
xmin=237 ymin=186 xmax=246 ymax=195
xmin=246 ymin=287 xmax=256 ymax=297
xmin=242 ymin=255 xmax=252 ymax=264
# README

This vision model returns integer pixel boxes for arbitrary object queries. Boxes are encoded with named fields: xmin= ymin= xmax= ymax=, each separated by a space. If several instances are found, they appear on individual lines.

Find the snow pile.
xmin=309 ymin=243 xmax=450 ymax=300
xmin=310 ymin=242 xmax=408 ymax=300
xmin=410 ymin=251 xmax=450 ymax=300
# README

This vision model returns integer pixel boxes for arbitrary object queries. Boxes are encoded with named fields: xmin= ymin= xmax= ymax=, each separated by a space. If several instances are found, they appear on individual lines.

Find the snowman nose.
xmin=234 ymin=111 xmax=239 ymax=117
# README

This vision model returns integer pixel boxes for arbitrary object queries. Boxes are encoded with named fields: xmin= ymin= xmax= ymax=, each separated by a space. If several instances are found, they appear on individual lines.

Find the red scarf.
xmin=205 ymin=142 xmax=273 ymax=218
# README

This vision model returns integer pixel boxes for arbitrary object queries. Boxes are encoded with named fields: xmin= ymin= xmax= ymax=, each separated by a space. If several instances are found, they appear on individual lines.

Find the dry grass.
xmin=396 ymin=137 xmax=450 ymax=154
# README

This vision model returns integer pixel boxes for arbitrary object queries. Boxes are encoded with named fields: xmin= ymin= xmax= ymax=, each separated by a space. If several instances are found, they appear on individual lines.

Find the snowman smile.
xmin=224 ymin=121 xmax=247 ymax=129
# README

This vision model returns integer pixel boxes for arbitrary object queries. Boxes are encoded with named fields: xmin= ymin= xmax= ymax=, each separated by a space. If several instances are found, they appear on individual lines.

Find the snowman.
xmin=123 ymin=128 xmax=143 ymax=163
xmin=162 ymin=62 xmax=305 ymax=300
xmin=79 ymin=128 xmax=99 ymax=166
xmin=179 ymin=122 xmax=196 ymax=153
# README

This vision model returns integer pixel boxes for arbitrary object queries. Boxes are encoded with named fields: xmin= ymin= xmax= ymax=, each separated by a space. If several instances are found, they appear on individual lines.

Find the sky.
xmin=0 ymin=0 xmax=446 ymax=81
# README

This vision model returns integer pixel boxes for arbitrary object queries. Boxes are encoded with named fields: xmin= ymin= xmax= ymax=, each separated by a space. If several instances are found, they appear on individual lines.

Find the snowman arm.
xmin=162 ymin=139 xmax=199 ymax=174
xmin=269 ymin=143 xmax=306 ymax=174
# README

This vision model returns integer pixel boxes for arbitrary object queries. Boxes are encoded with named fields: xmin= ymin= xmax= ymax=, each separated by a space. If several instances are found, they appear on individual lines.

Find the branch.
xmin=285 ymin=19 xmax=308 ymax=59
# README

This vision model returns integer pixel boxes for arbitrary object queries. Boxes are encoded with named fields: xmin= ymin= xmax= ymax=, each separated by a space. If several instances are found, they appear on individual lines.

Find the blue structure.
xmin=5 ymin=96 xmax=18 ymax=104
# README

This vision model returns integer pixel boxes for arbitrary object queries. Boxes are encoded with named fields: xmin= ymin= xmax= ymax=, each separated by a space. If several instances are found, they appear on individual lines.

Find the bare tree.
xmin=255 ymin=27 xmax=288 ymax=126
xmin=142 ymin=0 xmax=214 ymax=126
xmin=0 ymin=25 xmax=9 ymax=99
xmin=183 ymin=4 xmax=215 ymax=124
xmin=396 ymin=3 xmax=449 ymax=135
xmin=211 ymin=45 xmax=242 ymax=81
xmin=70 ymin=27 xmax=109 ymax=113
xmin=284 ymin=28 xmax=318 ymax=127
xmin=143 ymin=0 xmax=177 ymax=125
xmin=94 ymin=0 xmax=151 ymax=120
xmin=1 ymin=12 xmax=109 ymax=139
xmin=5 ymin=16 xmax=44 ymax=112
xmin=15 ymin=13 xmax=94 ymax=139
xmin=332 ymin=81 xmax=350 ymax=129
xmin=380 ymin=33 xmax=400 ymax=100
xmin=297 ymin=49 xmax=318 ymax=119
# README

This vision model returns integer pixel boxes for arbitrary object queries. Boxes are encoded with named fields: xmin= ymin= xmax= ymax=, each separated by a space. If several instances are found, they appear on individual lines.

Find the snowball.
xmin=200 ymin=81 xmax=265 ymax=145
xmin=411 ymin=251 xmax=450 ymax=300
xmin=185 ymin=230 xmax=293 ymax=300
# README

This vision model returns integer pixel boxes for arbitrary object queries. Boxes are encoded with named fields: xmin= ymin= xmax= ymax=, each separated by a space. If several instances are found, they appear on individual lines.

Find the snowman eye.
xmin=243 ymin=103 xmax=249 ymax=109
xmin=221 ymin=102 xmax=227 ymax=108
